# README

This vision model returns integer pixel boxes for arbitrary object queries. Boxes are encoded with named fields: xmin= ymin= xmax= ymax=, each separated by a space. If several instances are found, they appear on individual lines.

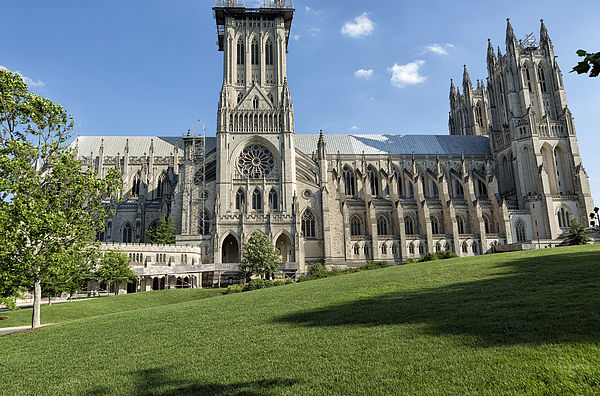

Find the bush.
xmin=225 ymin=278 xmax=295 ymax=294
xmin=226 ymin=284 xmax=243 ymax=294
xmin=435 ymin=251 xmax=458 ymax=260
xmin=403 ymin=258 xmax=416 ymax=264
xmin=308 ymin=262 xmax=327 ymax=277
xmin=363 ymin=261 xmax=390 ymax=270
xmin=418 ymin=252 xmax=437 ymax=262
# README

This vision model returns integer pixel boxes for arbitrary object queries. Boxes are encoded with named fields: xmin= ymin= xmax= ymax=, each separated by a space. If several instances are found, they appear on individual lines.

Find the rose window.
xmin=237 ymin=144 xmax=275 ymax=178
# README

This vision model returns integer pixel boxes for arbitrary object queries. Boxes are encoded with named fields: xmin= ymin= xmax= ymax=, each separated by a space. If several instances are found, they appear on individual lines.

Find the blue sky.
xmin=2 ymin=0 xmax=599 ymax=201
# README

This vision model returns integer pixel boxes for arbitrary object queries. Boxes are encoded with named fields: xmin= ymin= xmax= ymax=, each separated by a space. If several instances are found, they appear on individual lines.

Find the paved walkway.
xmin=0 ymin=324 xmax=53 ymax=336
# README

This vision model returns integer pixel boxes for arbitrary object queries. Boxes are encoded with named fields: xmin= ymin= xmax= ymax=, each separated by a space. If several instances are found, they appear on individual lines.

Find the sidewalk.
xmin=1 ymin=296 xmax=91 ymax=312
xmin=0 ymin=324 xmax=53 ymax=336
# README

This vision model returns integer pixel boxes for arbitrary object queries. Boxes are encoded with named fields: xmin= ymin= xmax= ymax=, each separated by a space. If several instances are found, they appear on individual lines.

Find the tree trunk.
xmin=32 ymin=278 xmax=41 ymax=329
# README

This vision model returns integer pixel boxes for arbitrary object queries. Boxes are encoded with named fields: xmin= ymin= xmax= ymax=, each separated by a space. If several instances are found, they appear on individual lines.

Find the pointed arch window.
xmin=454 ymin=179 xmax=464 ymax=197
xmin=408 ymin=243 xmax=415 ymax=255
xmin=435 ymin=242 xmax=441 ymax=252
xmin=350 ymin=216 xmax=362 ymax=236
xmin=404 ymin=216 xmax=414 ymax=235
xmin=397 ymin=173 xmax=403 ymax=197
xmin=515 ymin=219 xmax=526 ymax=242
xmin=122 ymin=223 xmax=133 ymax=244
xmin=237 ymin=92 xmax=243 ymax=104
xmin=377 ymin=216 xmax=388 ymax=236
xmin=132 ymin=177 xmax=141 ymax=197
xmin=353 ymin=244 xmax=360 ymax=256
xmin=364 ymin=244 xmax=370 ymax=258
xmin=237 ymin=38 xmax=245 ymax=65
xmin=462 ymin=242 xmax=468 ymax=253
xmin=265 ymin=39 xmax=274 ymax=66
xmin=430 ymin=215 xmax=439 ymax=235
xmin=408 ymin=181 xmax=414 ymax=198
xmin=235 ymin=189 xmax=245 ymax=210
xmin=419 ymin=243 xmax=424 ymax=254
xmin=430 ymin=179 xmax=438 ymax=197
xmin=392 ymin=244 xmax=397 ymax=256
xmin=483 ymin=214 xmax=492 ymax=234
xmin=268 ymin=189 xmax=278 ymax=210
xmin=157 ymin=174 xmax=166 ymax=198
xmin=252 ymin=189 xmax=262 ymax=210
xmin=456 ymin=215 xmax=465 ymax=234
xmin=381 ymin=244 xmax=387 ymax=255
xmin=199 ymin=210 xmax=210 ymax=235
xmin=367 ymin=166 xmax=379 ymax=196
xmin=343 ymin=166 xmax=356 ymax=197
xmin=475 ymin=103 xmax=484 ymax=127
xmin=253 ymin=96 xmax=259 ymax=109
xmin=558 ymin=207 xmax=570 ymax=228
xmin=302 ymin=210 xmax=316 ymax=238
xmin=472 ymin=241 xmax=478 ymax=254
xmin=251 ymin=38 xmax=259 ymax=65
xmin=538 ymin=65 xmax=547 ymax=92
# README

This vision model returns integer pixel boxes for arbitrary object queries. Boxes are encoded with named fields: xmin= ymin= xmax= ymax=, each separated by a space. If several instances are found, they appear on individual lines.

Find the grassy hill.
xmin=2 ymin=245 xmax=600 ymax=395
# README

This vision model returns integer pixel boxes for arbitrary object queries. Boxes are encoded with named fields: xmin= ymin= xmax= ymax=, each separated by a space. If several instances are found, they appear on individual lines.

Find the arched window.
xmin=157 ymin=174 xmax=167 ymax=198
xmin=237 ymin=92 xmax=243 ymax=104
xmin=251 ymin=38 xmax=259 ymax=65
xmin=392 ymin=244 xmax=397 ymax=256
xmin=122 ymin=223 xmax=133 ymax=244
xmin=429 ymin=179 xmax=438 ymax=197
xmin=472 ymin=241 xmax=478 ymax=254
xmin=252 ymin=189 xmax=262 ymax=210
xmin=430 ymin=215 xmax=439 ymax=235
xmin=131 ymin=177 xmax=141 ymax=197
xmin=483 ymin=215 xmax=491 ymax=234
xmin=253 ymin=96 xmax=259 ymax=109
xmin=462 ymin=242 xmax=468 ymax=253
xmin=343 ymin=166 xmax=356 ymax=196
xmin=456 ymin=215 xmax=465 ymax=234
xmin=267 ymin=93 xmax=274 ymax=103
xmin=268 ymin=189 xmax=278 ymax=210
xmin=409 ymin=243 xmax=415 ymax=254
xmin=408 ymin=181 xmax=414 ymax=198
xmin=419 ymin=243 xmax=424 ymax=254
xmin=364 ymin=244 xmax=370 ymax=258
xmin=435 ymin=242 xmax=441 ymax=252
xmin=454 ymin=179 xmax=464 ymax=197
xmin=405 ymin=216 xmax=414 ymax=235
xmin=367 ymin=166 xmax=379 ymax=196
xmin=538 ymin=65 xmax=547 ymax=92
xmin=353 ymin=244 xmax=359 ymax=256
xmin=381 ymin=244 xmax=387 ymax=255
xmin=477 ymin=179 xmax=487 ymax=197
xmin=237 ymin=38 xmax=245 ymax=65
xmin=350 ymin=216 xmax=362 ymax=236
xmin=397 ymin=174 xmax=403 ymax=197
xmin=302 ymin=210 xmax=316 ymax=238
xmin=198 ymin=210 xmax=210 ymax=235
xmin=515 ymin=220 xmax=526 ymax=242
xmin=377 ymin=216 xmax=388 ymax=236
xmin=444 ymin=242 xmax=451 ymax=251
xmin=475 ymin=103 xmax=484 ymax=127
xmin=265 ymin=39 xmax=274 ymax=66
xmin=558 ymin=207 xmax=571 ymax=228
xmin=236 ymin=189 xmax=245 ymax=210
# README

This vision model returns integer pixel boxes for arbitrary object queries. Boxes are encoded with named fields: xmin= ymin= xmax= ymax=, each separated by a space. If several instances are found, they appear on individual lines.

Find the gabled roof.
xmin=71 ymin=136 xmax=217 ymax=158
xmin=295 ymin=134 xmax=491 ymax=156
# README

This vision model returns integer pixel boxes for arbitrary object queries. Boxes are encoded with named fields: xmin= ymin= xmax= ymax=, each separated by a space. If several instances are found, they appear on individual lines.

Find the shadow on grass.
xmin=85 ymin=366 xmax=299 ymax=396
xmin=276 ymin=249 xmax=600 ymax=347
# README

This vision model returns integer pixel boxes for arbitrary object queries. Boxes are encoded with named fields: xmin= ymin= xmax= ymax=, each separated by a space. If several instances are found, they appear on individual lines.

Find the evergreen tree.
xmin=568 ymin=218 xmax=590 ymax=245
xmin=146 ymin=214 xmax=176 ymax=244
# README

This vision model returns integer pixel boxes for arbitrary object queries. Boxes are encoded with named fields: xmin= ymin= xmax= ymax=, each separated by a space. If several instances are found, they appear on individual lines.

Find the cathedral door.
xmin=276 ymin=234 xmax=294 ymax=263
xmin=222 ymin=234 xmax=240 ymax=263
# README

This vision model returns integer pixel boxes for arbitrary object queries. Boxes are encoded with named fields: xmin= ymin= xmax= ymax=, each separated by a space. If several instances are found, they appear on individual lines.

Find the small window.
xmin=252 ymin=189 xmax=262 ymax=210
xmin=236 ymin=189 xmax=245 ymax=210
xmin=405 ymin=216 xmax=414 ymax=235
xmin=377 ymin=216 xmax=388 ymax=236
xmin=302 ymin=210 xmax=316 ymax=238
xmin=351 ymin=216 xmax=362 ymax=236
xmin=381 ymin=244 xmax=387 ymax=255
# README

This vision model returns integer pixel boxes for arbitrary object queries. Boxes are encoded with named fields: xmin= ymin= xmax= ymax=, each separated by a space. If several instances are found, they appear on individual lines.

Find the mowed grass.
xmin=2 ymin=245 xmax=600 ymax=395
xmin=0 ymin=288 xmax=224 ymax=328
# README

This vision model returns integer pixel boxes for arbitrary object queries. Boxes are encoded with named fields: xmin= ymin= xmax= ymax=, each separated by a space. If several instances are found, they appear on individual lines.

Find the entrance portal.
xmin=222 ymin=234 xmax=240 ymax=263
xmin=275 ymin=233 xmax=293 ymax=263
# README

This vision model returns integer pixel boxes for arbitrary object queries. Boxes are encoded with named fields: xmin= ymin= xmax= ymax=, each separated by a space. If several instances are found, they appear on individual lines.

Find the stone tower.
xmin=211 ymin=0 xmax=299 ymax=265
xmin=463 ymin=19 xmax=594 ymax=241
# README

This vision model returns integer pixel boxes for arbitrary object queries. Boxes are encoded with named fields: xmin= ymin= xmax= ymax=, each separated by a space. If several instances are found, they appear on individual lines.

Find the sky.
xmin=1 ymin=0 xmax=599 ymax=200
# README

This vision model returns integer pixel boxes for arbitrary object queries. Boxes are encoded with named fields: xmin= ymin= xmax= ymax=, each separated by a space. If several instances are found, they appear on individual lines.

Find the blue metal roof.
xmin=295 ymin=134 xmax=491 ymax=156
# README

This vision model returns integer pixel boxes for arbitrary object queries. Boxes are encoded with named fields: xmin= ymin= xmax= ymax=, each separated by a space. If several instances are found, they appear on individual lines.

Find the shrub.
xmin=403 ymin=258 xmax=416 ymax=264
xmin=225 ymin=284 xmax=243 ymax=294
xmin=308 ymin=262 xmax=327 ymax=277
xmin=418 ymin=252 xmax=437 ymax=262
xmin=435 ymin=251 xmax=458 ymax=260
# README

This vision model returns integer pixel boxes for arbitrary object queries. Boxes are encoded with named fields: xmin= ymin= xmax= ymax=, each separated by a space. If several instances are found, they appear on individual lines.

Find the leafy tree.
xmin=239 ymin=231 xmax=284 ymax=282
xmin=568 ymin=218 xmax=590 ymax=245
xmin=0 ymin=68 xmax=120 ymax=328
xmin=96 ymin=249 xmax=137 ymax=296
xmin=571 ymin=50 xmax=600 ymax=77
xmin=146 ymin=213 xmax=176 ymax=244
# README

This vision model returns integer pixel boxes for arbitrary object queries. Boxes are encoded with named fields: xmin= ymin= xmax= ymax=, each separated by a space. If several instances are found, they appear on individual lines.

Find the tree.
xmin=568 ymin=218 xmax=590 ymax=246
xmin=146 ymin=213 xmax=176 ymax=244
xmin=239 ymin=231 xmax=284 ymax=282
xmin=0 ymin=68 xmax=121 ymax=328
xmin=96 ymin=249 xmax=137 ymax=296
xmin=571 ymin=50 xmax=600 ymax=77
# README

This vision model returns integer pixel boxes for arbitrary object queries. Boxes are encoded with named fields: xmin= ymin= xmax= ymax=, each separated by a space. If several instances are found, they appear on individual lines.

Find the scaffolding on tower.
xmin=192 ymin=121 xmax=208 ymax=257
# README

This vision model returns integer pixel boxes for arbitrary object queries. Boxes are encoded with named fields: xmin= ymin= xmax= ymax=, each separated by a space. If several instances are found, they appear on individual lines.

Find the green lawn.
xmin=2 ymin=245 xmax=600 ymax=395
xmin=0 ymin=288 xmax=224 ymax=328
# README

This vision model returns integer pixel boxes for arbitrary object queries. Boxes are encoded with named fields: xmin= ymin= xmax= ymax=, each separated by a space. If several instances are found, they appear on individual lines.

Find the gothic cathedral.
xmin=74 ymin=1 xmax=594 ymax=290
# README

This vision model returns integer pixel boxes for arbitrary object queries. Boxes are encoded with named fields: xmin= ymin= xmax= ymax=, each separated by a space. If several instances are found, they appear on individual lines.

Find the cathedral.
xmin=76 ymin=0 xmax=594 ymax=291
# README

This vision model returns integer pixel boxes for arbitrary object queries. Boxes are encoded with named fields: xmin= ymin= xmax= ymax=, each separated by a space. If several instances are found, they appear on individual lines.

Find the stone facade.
xmin=74 ymin=4 xmax=593 ymax=289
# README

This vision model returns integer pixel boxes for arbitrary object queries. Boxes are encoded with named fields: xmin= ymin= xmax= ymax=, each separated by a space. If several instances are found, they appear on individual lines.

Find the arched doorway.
xmin=222 ymin=234 xmax=240 ymax=263
xmin=275 ymin=233 xmax=293 ymax=263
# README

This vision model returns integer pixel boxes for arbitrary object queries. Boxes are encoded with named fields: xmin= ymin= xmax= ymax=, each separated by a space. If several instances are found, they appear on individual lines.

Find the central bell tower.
xmin=212 ymin=1 xmax=299 ymax=265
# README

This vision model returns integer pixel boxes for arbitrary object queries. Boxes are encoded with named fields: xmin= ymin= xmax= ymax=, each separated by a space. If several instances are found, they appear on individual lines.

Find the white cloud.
xmin=350 ymin=126 xmax=359 ymax=130
xmin=0 ymin=65 xmax=46 ymax=88
xmin=354 ymin=69 xmax=373 ymax=79
xmin=292 ymin=35 xmax=301 ymax=41
xmin=306 ymin=6 xmax=322 ymax=15
xmin=424 ymin=44 xmax=448 ymax=55
xmin=388 ymin=60 xmax=427 ymax=88
xmin=341 ymin=13 xmax=375 ymax=38
xmin=308 ymin=27 xmax=320 ymax=35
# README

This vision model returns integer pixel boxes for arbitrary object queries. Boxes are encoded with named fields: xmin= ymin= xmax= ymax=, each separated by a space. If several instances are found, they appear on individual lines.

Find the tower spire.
xmin=462 ymin=65 xmax=472 ymax=91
